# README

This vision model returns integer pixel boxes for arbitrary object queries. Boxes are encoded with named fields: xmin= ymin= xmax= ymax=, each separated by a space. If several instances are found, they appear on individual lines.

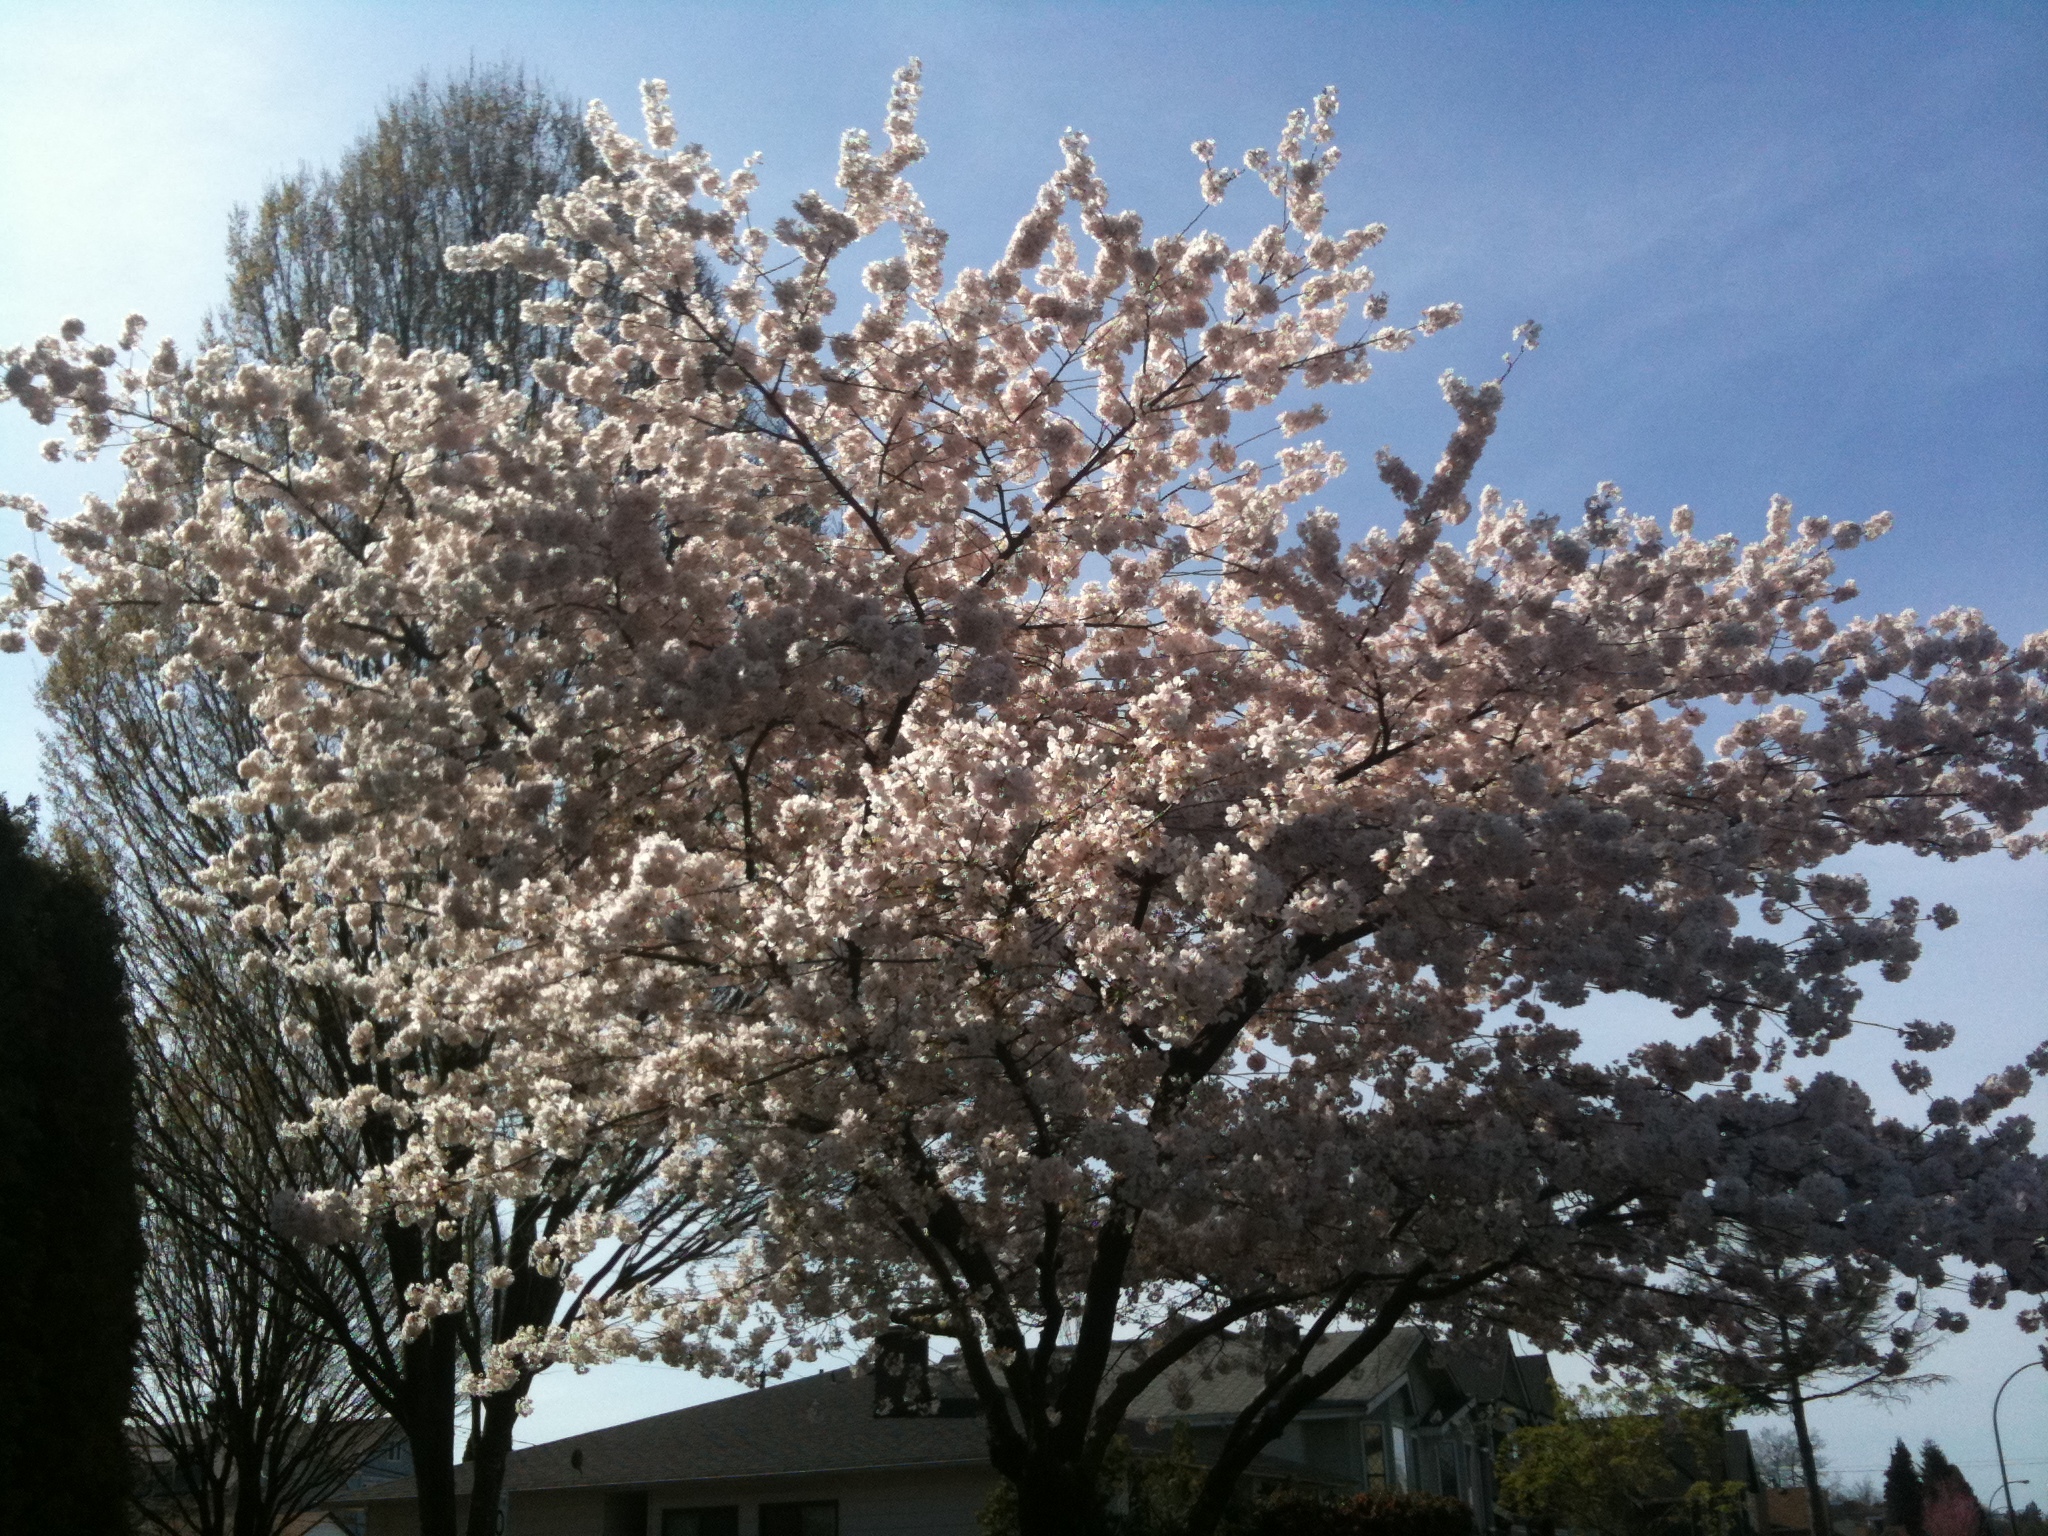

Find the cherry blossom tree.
xmin=6 ymin=66 xmax=2046 ymax=1536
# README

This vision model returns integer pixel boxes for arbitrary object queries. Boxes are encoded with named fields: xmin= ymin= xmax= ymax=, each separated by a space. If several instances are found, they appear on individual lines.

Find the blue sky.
xmin=2 ymin=0 xmax=2043 ymax=1494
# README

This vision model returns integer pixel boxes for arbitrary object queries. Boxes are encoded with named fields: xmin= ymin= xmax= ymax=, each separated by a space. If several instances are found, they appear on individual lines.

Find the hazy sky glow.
xmin=2 ymin=0 xmax=2042 ymax=1494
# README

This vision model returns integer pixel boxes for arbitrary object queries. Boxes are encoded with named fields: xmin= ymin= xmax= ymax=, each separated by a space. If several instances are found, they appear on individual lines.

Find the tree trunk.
xmin=1788 ymin=1378 xmax=1830 ymax=1536
xmin=461 ymin=1374 xmax=533 ymax=1536
xmin=1184 ymin=1472 xmax=1245 ymax=1536
xmin=229 ymin=1442 xmax=270 ymax=1536
xmin=396 ymin=1319 xmax=463 ymax=1536
xmin=461 ymin=1220 xmax=566 ymax=1536
xmin=1011 ymin=1454 xmax=1112 ymax=1536
xmin=1176 ymin=1303 xmax=1418 ymax=1536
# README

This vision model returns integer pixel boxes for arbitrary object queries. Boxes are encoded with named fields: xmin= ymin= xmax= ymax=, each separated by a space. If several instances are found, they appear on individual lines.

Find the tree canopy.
xmin=5 ymin=65 xmax=2046 ymax=1536
xmin=1671 ymin=1254 xmax=1947 ymax=1536
xmin=1497 ymin=1388 xmax=1749 ymax=1536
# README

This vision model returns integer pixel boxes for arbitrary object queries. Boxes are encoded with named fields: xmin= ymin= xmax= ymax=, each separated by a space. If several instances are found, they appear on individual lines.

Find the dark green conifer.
xmin=0 ymin=802 xmax=140 ymax=1533
xmin=1887 ymin=1440 xmax=1926 ymax=1536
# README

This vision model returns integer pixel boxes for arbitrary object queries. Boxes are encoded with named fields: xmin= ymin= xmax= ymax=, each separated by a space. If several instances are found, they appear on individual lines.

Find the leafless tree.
xmin=40 ymin=70 xmax=756 ymax=1536
xmin=1751 ymin=1426 xmax=1826 ymax=1491
xmin=45 ymin=616 xmax=758 ymax=1536
xmin=213 ymin=62 xmax=597 ymax=392
xmin=130 ymin=1033 xmax=387 ymax=1536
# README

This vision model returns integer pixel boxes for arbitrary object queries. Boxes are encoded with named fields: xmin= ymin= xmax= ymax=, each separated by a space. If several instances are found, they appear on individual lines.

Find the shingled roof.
xmin=343 ymin=1327 xmax=1545 ymax=1507
xmin=1115 ymin=1326 xmax=1425 ymax=1421
xmin=1118 ymin=1326 xmax=1548 ymax=1423
xmin=343 ymin=1369 xmax=990 ymax=1504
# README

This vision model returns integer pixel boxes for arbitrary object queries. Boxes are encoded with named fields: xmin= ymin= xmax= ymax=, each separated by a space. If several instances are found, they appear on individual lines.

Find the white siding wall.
xmin=646 ymin=1468 xmax=996 ymax=1536
xmin=506 ymin=1488 xmax=613 ymax=1534
xmin=360 ymin=1466 xmax=997 ymax=1536
xmin=839 ymin=1468 xmax=995 ymax=1536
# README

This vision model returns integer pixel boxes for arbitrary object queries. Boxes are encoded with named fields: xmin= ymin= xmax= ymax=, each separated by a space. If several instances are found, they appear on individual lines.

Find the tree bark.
xmin=1012 ymin=1452 xmax=1114 ymax=1536
xmin=396 ymin=1319 xmax=463 ymax=1536
xmin=1788 ymin=1377 xmax=1830 ymax=1536
xmin=462 ymin=1375 xmax=533 ymax=1536
xmin=229 ymin=1441 xmax=270 ymax=1536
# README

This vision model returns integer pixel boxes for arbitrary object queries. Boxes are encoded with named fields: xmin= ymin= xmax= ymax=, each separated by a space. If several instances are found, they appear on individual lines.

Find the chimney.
xmin=872 ymin=1329 xmax=936 ymax=1418
xmin=1260 ymin=1313 xmax=1303 ymax=1385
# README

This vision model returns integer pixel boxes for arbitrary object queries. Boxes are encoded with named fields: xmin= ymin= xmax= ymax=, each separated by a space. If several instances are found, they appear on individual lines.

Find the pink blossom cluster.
xmin=4 ymin=67 xmax=2045 ymax=1492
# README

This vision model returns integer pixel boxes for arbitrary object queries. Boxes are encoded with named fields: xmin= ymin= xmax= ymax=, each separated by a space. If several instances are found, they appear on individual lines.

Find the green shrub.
xmin=976 ymin=1436 xmax=1478 ymax=1536
xmin=1242 ymin=1488 xmax=1478 ymax=1536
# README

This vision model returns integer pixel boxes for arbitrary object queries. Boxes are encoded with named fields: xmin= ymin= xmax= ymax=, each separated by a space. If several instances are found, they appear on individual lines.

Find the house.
xmin=1823 ymin=1497 xmax=1889 ymax=1536
xmin=1599 ymin=1411 xmax=1769 ymax=1536
xmin=338 ymin=1368 xmax=996 ymax=1536
xmin=1766 ymin=1487 xmax=1816 ymax=1533
xmin=328 ymin=1423 xmax=418 ymax=1535
xmin=1120 ymin=1325 xmax=1553 ymax=1514
xmin=130 ymin=1416 xmax=413 ymax=1536
xmin=1761 ymin=1486 xmax=1884 ymax=1536
xmin=335 ymin=1328 xmax=1552 ymax=1536
xmin=1664 ymin=1416 xmax=1768 ymax=1536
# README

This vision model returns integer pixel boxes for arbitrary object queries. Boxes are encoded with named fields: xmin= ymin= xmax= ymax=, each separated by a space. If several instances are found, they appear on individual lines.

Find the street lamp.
xmin=1994 ymin=1347 xmax=2048 ymax=1536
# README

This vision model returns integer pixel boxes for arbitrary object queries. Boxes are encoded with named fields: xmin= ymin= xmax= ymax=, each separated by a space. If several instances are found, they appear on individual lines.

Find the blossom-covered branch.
xmin=6 ymin=65 xmax=2045 ymax=1536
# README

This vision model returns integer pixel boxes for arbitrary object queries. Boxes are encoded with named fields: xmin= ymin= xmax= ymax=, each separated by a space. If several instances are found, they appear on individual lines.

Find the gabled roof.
xmin=1432 ymin=1342 xmax=1552 ymax=1416
xmin=342 ymin=1328 xmax=1546 ymax=1506
xmin=1119 ymin=1327 xmax=1549 ymax=1425
xmin=341 ymin=1370 xmax=990 ymax=1505
xmin=1119 ymin=1326 xmax=1430 ymax=1422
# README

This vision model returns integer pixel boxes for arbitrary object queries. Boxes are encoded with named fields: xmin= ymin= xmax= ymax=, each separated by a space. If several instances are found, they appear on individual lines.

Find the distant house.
xmin=327 ymin=1425 xmax=417 ymax=1536
xmin=335 ymin=1328 xmax=1551 ymax=1536
xmin=1766 ymin=1487 xmax=1817 ymax=1534
xmin=1123 ymin=1325 xmax=1554 ymax=1512
xmin=1760 ymin=1486 xmax=1887 ymax=1536
xmin=1822 ymin=1497 xmax=1889 ymax=1536
xmin=1576 ymin=1411 xmax=1769 ymax=1536
xmin=1666 ymin=1417 xmax=1768 ymax=1536
xmin=130 ymin=1416 xmax=413 ymax=1536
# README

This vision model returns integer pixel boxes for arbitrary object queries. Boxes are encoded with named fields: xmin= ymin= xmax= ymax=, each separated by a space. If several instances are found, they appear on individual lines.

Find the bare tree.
xmin=130 ymin=1033 xmax=386 ymax=1536
xmin=1750 ymin=1426 xmax=1826 ymax=1491
xmin=214 ymin=61 xmax=596 ymax=391
xmin=41 ymin=63 xmax=753 ymax=1536
xmin=47 ymin=625 xmax=393 ymax=1536
xmin=44 ymin=617 xmax=756 ymax=1536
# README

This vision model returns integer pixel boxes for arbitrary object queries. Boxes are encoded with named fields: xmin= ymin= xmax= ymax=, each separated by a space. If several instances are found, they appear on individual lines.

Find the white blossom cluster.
xmin=5 ymin=66 xmax=2045 ymax=1515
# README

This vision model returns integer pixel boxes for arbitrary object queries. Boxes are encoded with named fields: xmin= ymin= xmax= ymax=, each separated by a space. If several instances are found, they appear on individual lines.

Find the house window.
xmin=759 ymin=1502 xmax=838 ymax=1536
xmin=661 ymin=1507 xmax=739 ymax=1536
xmin=1361 ymin=1421 xmax=1388 ymax=1487
xmin=1435 ymin=1443 xmax=1461 ymax=1497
